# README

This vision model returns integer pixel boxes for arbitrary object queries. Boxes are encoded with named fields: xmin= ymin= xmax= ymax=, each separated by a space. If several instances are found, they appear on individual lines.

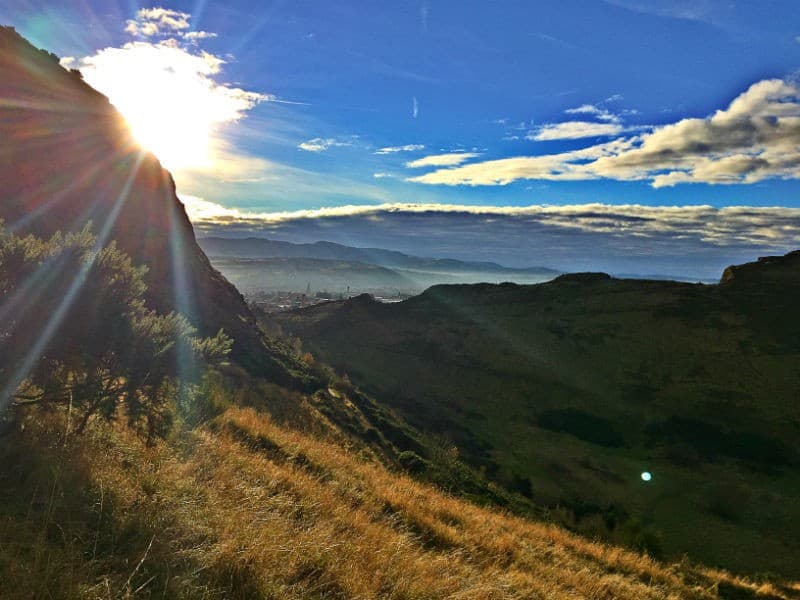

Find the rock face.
xmin=720 ymin=250 xmax=800 ymax=287
xmin=0 ymin=26 xmax=279 ymax=376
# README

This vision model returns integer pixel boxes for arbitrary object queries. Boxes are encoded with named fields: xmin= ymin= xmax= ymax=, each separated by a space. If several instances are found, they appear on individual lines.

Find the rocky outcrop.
xmin=720 ymin=250 xmax=800 ymax=287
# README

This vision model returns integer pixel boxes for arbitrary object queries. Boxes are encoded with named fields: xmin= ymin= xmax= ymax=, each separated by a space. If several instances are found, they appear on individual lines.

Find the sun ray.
xmin=164 ymin=168 xmax=200 ymax=386
xmin=5 ymin=147 xmax=130 ymax=234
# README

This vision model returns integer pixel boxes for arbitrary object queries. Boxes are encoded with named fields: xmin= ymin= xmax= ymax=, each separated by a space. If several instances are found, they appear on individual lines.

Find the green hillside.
xmin=274 ymin=255 xmax=800 ymax=576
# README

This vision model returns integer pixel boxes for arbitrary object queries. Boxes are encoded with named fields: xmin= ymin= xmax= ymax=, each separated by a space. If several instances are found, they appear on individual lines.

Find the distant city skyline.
xmin=3 ymin=1 xmax=800 ymax=274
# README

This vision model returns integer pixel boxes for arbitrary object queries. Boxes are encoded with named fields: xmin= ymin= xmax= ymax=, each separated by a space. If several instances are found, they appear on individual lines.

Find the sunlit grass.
xmin=1 ymin=405 xmax=791 ymax=599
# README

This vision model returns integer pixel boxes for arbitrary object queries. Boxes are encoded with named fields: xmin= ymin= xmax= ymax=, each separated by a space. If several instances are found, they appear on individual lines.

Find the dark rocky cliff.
xmin=0 ymin=26 xmax=289 ymax=379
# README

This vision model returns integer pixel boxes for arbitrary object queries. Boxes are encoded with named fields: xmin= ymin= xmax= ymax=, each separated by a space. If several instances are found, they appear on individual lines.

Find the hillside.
xmin=2 ymin=399 xmax=793 ymax=600
xmin=0 ymin=25 xmax=294 ymax=379
xmin=274 ymin=252 xmax=800 ymax=577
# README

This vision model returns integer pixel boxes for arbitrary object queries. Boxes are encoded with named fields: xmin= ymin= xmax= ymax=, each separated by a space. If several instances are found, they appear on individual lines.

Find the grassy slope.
xmin=1 ymin=404 xmax=793 ymax=600
xmin=273 ymin=256 xmax=800 ymax=577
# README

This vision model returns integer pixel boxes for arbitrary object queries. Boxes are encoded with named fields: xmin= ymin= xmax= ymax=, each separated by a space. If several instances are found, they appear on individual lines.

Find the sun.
xmin=113 ymin=82 xmax=213 ymax=171
xmin=64 ymin=42 xmax=263 ymax=172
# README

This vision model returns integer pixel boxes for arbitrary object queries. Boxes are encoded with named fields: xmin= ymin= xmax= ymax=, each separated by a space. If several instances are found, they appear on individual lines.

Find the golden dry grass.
xmin=0 ymin=407 xmax=794 ymax=599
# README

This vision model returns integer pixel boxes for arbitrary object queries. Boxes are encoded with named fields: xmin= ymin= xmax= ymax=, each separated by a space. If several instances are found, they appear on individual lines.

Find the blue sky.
xmin=4 ymin=1 xmax=800 ymax=273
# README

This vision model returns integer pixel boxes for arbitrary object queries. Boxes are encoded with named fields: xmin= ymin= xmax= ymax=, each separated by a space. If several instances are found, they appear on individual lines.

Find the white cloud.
xmin=298 ymin=137 xmax=352 ymax=152
xmin=565 ymin=104 xmax=620 ymax=122
xmin=58 ymin=7 xmax=300 ymax=177
xmin=373 ymin=172 xmax=392 ymax=178
xmin=62 ymin=40 xmax=266 ymax=170
xmin=181 ymin=195 xmax=247 ymax=221
xmin=374 ymin=144 xmax=425 ymax=154
xmin=124 ymin=7 xmax=219 ymax=44
xmin=593 ymin=78 xmax=800 ymax=187
xmin=125 ymin=7 xmax=190 ymax=37
xmin=183 ymin=31 xmax=218 ymax=41
xmin=411 ymin=78 xmax=800 ymax=188
xmin=530 ymin=120 xmax=625 ymax=140
xmin=408 ymin=139 xmax=631 ymax=185
xmin=406 ymin=152 xmax=480 ymax=168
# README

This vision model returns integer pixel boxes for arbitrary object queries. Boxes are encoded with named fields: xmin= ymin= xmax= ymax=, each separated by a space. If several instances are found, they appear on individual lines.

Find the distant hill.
xmin=201 ymin=236 xmax=559 ymax=294
xmin=274 ymin=250 xmax=800 ymax=576
xmin=211 ymin=256 xmax=420 ymax=294
xmin=199 ymin=236 xmax=559 ymax=277
xmin=209 ymin=255 xmax=561 ymax=296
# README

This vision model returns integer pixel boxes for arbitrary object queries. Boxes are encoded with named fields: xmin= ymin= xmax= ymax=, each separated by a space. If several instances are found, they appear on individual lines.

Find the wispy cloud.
xmin=531 ymin=32 xmax=579 ymax=50
xmin=183 ymin=31 xmax=218 ymax=42
xmin=529 ymin=121 xmax=625 ymax=140
xmin=298 ymin=137 xmax=352 ymax=152
xmin=527 ymin=100 xmax=633 ymax=140
xmin=564 ymin=103 xmax=620 ymax=122
xmin=406 ymin=152 xmax=480 ymax=168
xmin=374 ymin=144 xmax=425 ymax=154
xmin=602 ymin=0 xmax=723 ymax=26
xmin=410 ymin=79 xmax=800 ymax=188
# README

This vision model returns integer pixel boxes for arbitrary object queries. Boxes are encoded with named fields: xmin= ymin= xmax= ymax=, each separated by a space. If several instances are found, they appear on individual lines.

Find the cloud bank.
xmin=184 ymin=198 xmax=800 ymax=277
xmin=410 ymin=79 xmax=800 ymax=188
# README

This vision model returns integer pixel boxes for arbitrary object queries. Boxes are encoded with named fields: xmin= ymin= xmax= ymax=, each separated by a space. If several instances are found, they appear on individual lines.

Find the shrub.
xmin=0 ymin=225 xmax=231 ymax=441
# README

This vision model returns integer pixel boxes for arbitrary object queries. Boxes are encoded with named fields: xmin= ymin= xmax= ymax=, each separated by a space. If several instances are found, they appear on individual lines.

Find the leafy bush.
xmin=0 ymin=224 xmax=231 ymax=440
xmin=398 ymin=450 xmax=428 ymax=473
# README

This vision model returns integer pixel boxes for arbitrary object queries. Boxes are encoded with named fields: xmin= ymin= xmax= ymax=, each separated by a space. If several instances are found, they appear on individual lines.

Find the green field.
xmin=274 ymin=254 xmax=800 ymax=577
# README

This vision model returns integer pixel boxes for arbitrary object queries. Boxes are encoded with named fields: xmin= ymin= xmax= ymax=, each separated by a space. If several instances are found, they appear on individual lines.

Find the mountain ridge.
xmin=198 ymin=236 xmax=559 ymax=276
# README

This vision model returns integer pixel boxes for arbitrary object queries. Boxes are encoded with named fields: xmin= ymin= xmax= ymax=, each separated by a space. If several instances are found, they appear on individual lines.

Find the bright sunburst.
xmin=62 ymin=36 xmax=264 ymax=171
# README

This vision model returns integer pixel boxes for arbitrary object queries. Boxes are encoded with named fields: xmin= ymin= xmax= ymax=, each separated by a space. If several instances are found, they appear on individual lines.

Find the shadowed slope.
xmin=0 ymin=26 xmax=287 ymax=379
